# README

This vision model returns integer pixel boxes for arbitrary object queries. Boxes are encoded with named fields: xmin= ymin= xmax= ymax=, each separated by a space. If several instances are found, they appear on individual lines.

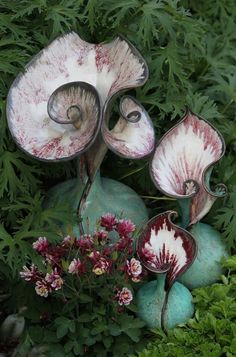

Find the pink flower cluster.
xmin=20 ymin=214 xmax=143 ymax=307
xmin=100 ymin=214 xmax=136 ymax=236
xmin=20 ymin=265 xmax=63 ymax=298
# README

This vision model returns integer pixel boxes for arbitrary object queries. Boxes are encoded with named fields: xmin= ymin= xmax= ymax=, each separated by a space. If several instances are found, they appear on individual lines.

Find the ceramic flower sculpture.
xmin=150 ymin=110 xmax=228 ymax=288
xmin=7 ymin=32 xmax=155 ymax=234
xmin=136 ymin=211 xmax=197 ymax=330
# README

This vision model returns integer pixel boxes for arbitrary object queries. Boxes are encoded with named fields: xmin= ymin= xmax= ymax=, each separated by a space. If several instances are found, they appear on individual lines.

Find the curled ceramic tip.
xmin=136 ymin=211 xmax=197 ymax=291
xmin=47 ymin=82 xmax=98 ymax=132
xmin=102 ymin=96 xmax=155 ymax=159
xmin=150 ymin=110 xmax=227 ymax=226
xmin=119 ymin=98 xmax=142 ymax=123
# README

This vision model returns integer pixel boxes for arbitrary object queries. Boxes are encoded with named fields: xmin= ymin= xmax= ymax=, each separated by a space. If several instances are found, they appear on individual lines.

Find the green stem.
xmin=118 ymin=164 xmax=147 ymax=180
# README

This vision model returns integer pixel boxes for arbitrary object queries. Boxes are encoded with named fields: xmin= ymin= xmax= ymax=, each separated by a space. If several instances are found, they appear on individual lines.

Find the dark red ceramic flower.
xmin=137 ymin=211 xmax=197 ymax=290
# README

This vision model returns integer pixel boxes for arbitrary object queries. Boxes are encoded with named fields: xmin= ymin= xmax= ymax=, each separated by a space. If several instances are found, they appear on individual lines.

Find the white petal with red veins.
xmin=102 ymin=96 xmax=155 ymax=159
xmin=7 ymin=32 xmax=148 ymax=161
xmin=150 ymin=111 xmax=225 ymax=224
xmin=137 ymin=211 xmax=196 ymax=289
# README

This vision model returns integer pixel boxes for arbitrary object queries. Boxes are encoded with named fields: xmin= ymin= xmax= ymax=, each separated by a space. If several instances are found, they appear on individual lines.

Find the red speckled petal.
xmin=150 ymin=111 xmax=225 ymax=224
xmin=102 ymin=96 xmax=155 ymax=159
xmin=7 ymin=32 xmax=148 ymax=161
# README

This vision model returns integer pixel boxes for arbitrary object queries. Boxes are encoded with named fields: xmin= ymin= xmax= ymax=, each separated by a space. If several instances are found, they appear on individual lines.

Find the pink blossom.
xmin=95 ymin=230 xmax=108 ymax=245
xmin=68 ymin=258 xmax=85 ymax=274
xmin=62 ymin=235 xmax=75 ymax=247
xmin=45 ymin=268 xmax=63 ymax=291
xmin=20 ymin=264 xmax=39 ymax=282
xmin=116 ymin=287 xmax=133 ymax=306
xmin=100 ymin=213 xmax=117 ymax=231
xmin=35 ymin=280 xmax=50 ymax=297
xmin=116 ymin=236 xmax=133 ymax=252
xmin=76 ymin=235 xmax=94 ymax=254
xmin=32 ymin=237 xmax=48 ymax=253
xmin=88 ymin=250 xmax=101 ymax=262
xmin=127 ymin=258 xmax=142 ymax=281
xmin=116 ymin=219 xmax=136 ymax=236
xmin=45 ymin=246 xmax=66 ymax=266
xmin=92 ymin=257 xmax=111 ymax=275
xmin=102 ymin=246 xmax=113 ymax=257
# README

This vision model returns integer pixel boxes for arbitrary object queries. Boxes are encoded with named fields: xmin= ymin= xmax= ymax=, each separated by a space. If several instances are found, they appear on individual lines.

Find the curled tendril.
xmin=47 ymin=81 xmax=100 ymax=130
xmin=119 ymin=96 xmax=142 ymax=123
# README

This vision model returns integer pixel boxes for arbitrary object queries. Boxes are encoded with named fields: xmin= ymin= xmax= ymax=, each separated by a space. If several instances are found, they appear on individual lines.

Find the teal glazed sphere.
xmin=46 ymin=172 xmax=148 ymax=236
xmin=136 ymin=275 xmax=194 ymax=330
xmin=179 ymin=223 xmax=229 ymax=289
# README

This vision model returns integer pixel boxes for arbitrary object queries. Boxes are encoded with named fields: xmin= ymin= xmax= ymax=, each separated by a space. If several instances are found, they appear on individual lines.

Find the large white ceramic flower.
xmin=137 ymin=211 xmax=197 ymax=290
xmin=150 ymin=110 xmax=226 ymax=226
xmin=7 ymin=32 xmax=154 ymax=162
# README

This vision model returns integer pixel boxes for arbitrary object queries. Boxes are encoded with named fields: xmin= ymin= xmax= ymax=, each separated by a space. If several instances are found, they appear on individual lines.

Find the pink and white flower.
xmin=32 ymin=237 xmax=48 ymax=254
xmin=45 ymin=268 xmax=63 ymax=291
xmin=68 ymin=258 xmax=85 ymax=275
xmin=77 ymin=235 xmax=94 ymax=254
xmin=116 ymin=287 xmax=133 ymax=306
xmin=44 ymin=245 xmax=67 ymax=266
xmin=116 ymin=236 xmax=133 ymax=252
xmin=126 ymin=258 xmax=142 ymax=281
xmin=95 ymin=230 xmax=108 ymax=245
xmin=62 ymin=235 xmax=75 ymax=247
xmin=116 ymin=219 xmax=136 ymax=236
xmin=92 ymin=257 xmax=111 ymax=275
xmin=35 ymin=280 xmax=50 ymax=298
xmin=20 ymin=264 xmax=39 ymax=282
xmin=100 ymin=213 xmax=117 ymax=231
xmin=150 ymin=110 xmax=226 ymax=226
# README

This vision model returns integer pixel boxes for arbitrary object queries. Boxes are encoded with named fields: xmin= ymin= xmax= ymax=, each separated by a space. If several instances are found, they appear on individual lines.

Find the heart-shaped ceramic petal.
xmin=150 ymin=110 xmax=226 ymax=225
xmin=7 ymin=32 xmax=148 ymax=161
xmin=102 ymin=96 xmax=155 ymax=159
xmin=137 ymin=211 xmax=197 ymax=290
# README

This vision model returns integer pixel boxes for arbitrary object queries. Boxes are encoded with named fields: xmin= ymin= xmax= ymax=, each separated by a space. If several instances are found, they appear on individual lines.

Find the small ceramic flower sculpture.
xmin=136 ymin=211 xmax=197 ymax=330
xmin=150 ymin=110 xmax=228 ymax=288
xmin=7 ymin=32 xmax=155 ymax=234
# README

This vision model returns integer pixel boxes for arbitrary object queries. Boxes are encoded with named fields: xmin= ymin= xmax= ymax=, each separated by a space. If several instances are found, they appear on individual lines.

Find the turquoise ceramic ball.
xmin=46 ymin=174 xmax=148 ymax=236
xmin=81 ymin=175 xmax=148 ymax=234
xmin=179 ymin=223 xmax=229 ymax=289
xmin=136 ymin=278 xmax=194 ymax=330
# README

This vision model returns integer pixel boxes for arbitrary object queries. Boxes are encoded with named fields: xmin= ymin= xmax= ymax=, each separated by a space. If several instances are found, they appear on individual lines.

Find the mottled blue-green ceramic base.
xmin=179 ymin=223 xmax=229 ymax=289
xmin=46 ymin=173 xmax=148 ymax=236
xmin=136 ymin=276 xmax=194 ymax=330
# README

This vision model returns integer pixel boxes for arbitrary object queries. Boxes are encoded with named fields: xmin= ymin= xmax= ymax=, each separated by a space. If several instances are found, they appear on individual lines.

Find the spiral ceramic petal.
xmin=7 ymin=32 xmax=148 ymax=161
xmin=137 ymin=211 xmax=197 ymax=290
xmin=102 ymin=96 xmax=155 ymax=159
xmin=150 ymin=110 xmax=226 ymax=225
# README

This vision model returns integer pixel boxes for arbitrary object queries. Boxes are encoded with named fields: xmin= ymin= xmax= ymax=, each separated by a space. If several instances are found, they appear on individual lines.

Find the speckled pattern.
xmin=151 ymin=111 xmax=225 ymax=225
xmin=7 ymin=32 xmax=148 ymax=161
xmin=102 ymin=96 xmax=155 ymax=159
